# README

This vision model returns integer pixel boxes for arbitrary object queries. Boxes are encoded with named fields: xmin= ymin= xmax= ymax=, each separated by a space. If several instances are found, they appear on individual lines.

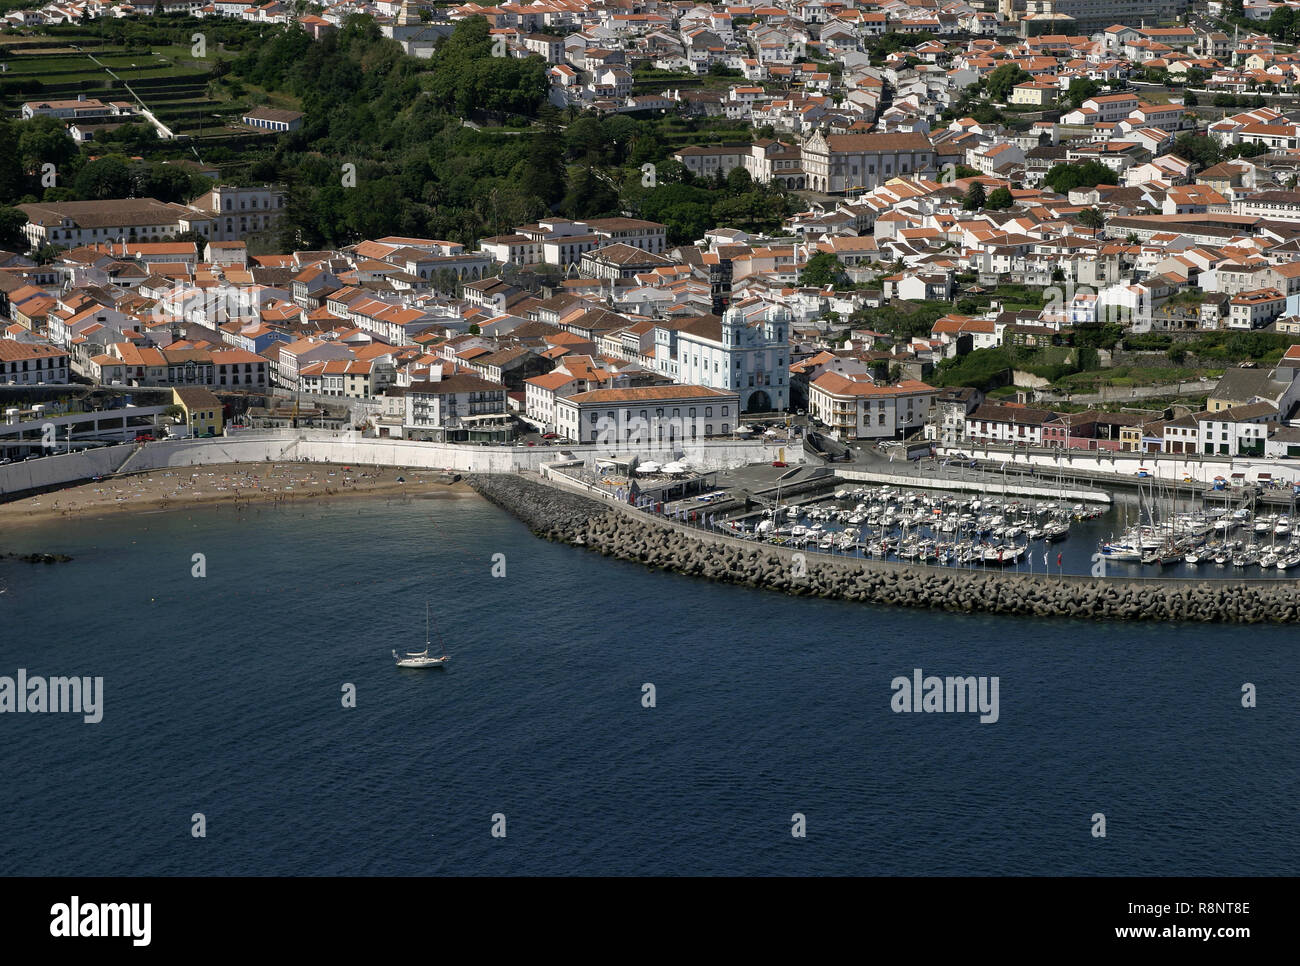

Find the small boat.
xmin=1043 ymin=522 xmax=1070 ymax=542
xmin=1100 ymin=541 xmax=1142 ymax=561
xmin=394 ymin=602 xmax=449 ymax=669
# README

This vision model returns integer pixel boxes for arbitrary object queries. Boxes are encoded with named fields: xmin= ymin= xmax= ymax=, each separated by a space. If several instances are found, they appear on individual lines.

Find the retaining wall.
xmin=0 ymin=431 xmax=788 ymax=500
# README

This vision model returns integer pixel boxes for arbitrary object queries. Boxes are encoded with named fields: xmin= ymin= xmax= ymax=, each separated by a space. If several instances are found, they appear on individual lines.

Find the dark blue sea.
xmin=1 ymin=490 xmax=1296 ymax=875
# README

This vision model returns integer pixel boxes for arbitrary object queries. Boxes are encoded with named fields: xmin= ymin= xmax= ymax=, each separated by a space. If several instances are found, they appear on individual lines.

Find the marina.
xmin=682 ymin=481 xmax=1300 ymax=581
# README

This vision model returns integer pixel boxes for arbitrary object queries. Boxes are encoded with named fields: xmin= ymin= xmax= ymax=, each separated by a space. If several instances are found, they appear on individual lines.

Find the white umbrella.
xmin=636 ymin=461 xmax=660 ymax=474
xmin=661 ymin=461 xmax=686 ymax=474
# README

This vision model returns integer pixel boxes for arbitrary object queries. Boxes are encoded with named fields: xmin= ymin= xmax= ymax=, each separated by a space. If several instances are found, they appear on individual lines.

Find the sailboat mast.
xmin=426 ymin=601 xmax=431 ymax=648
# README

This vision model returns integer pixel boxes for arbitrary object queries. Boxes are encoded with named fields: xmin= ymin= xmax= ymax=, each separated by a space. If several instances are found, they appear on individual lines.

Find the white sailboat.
xmin=394 ymin=602 xmax=449 ymax=668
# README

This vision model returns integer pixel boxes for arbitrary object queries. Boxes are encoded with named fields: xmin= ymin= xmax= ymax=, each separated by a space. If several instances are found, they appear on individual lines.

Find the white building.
xmin=0 ymin=339 xmax=70 ymax=385
xmin=554 ymin=384 xmax=740 ymax=446
xmin=404 ymin=372 xmax=509 ymax=442
xmin=1228 ymin=288 xmax=1286 ymax=329
xmin=965 ymin=403 xmax=1056 ymax=447
xmin=17 ymin=198 xmax=211 ymax=251
xmin=653 ymin=304 xmax=790 ymax=412
xmin=801 ymin=130 xmax=936 ymax=194
xmin=1196 ymin=403 xmax=1278 ymax=457
xmin=808 ymin=373 xmax=937 ymax=440
xmin=189 ymin=184 xmax=287 ymax=242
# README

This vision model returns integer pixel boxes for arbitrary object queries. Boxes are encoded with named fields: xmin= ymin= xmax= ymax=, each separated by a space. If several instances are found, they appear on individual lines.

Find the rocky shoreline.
xmin=468 ymin=473 xmax=1300 ymax=624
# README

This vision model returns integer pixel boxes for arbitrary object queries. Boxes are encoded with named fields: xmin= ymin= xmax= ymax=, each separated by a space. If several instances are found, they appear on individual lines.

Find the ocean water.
xmin=0 ymin=491 xmax=1295 ymax=876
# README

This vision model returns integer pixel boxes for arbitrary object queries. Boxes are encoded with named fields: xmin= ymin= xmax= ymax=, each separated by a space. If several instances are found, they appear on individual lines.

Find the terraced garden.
xmin=0 ymin=35 xmax=292 ymax=140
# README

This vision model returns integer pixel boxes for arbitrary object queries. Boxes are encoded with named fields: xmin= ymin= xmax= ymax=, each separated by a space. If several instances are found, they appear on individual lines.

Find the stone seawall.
xmin=468 ymin=473 xmax=1300 ymax=624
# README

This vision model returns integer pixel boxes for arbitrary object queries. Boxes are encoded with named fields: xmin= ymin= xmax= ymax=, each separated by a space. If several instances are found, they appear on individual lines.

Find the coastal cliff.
xmin=468 ymin=473 xmax=1300 ymax=624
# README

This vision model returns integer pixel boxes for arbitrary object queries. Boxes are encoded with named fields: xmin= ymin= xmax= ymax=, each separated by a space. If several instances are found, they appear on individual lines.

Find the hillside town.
xmin=5 ymin=0 xmax=1300 ymax=897
xmin=5 ymin=2 xmax=1300 ymax=469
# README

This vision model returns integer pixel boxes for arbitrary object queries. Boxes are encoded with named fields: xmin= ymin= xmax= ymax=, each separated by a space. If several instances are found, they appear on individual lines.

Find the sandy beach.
xmin=0 ymin=462 xmax=471 ymax=524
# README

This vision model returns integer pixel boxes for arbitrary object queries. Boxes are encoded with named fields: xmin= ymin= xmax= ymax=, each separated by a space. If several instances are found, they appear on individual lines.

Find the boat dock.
xmin=837 ymin=467 xmax=1112 ymax=505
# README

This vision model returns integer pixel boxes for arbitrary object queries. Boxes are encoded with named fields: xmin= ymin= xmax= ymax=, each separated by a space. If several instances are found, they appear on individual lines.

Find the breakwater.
xmin=468 ymin=473 xmax=1300 ymax=624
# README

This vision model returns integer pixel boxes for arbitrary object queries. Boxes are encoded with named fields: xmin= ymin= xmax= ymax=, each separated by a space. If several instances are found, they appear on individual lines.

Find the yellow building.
xmin=1010 ymin=82 xmax=1057 ymax=107
xmin=172 ymin=387 xmax=224 ymax=437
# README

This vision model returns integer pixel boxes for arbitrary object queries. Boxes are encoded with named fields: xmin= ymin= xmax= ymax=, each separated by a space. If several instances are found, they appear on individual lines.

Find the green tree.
xmin=520 ymin=106 xmax=566 ymax=205
xmin=141 ymin=164 xmax=202 ymax=205
xmin=0 ymin=206 xmax=27 ymax=250
xmin=561 ymin=165 xmax=616 ymax=219
xmin=17 ymin=116 xmax=77 ymax=177
xmin=1064 ymin=78 xmax=1100 ymax=110
xmin=0 ymin=119 xmax=24 ymax=204
xmin=985 ymin=63 xmax=1031 ymax=102
xmin=1173 ymin=132 xmax=1222 ymax=168
xmin=1078 ymin=208 xmax=1106 ymax=229
xmin=963 ymin=180 xmax=986 ymax=210
xmin=640 ymin=182 xmax=715 ymax=244
xmin=712 ymin=189 xmax=788 ymax=234
xmin=985 ymin=186 xmax=1013 ymax=210
xmin=1043 ymin=160 xmax=1113 ymax=194
xmin=1268 ymin=6 xmax=1295 ymax=41
xmin=798 ymin=251 xmax=845 ymax=287
xmin=564 ymin=116 xmax=607 ymax=162
xmin=725 ymin=165 xmax=752 ymax=194
xmin=73 ymin=156 xmax=132 ymax=200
